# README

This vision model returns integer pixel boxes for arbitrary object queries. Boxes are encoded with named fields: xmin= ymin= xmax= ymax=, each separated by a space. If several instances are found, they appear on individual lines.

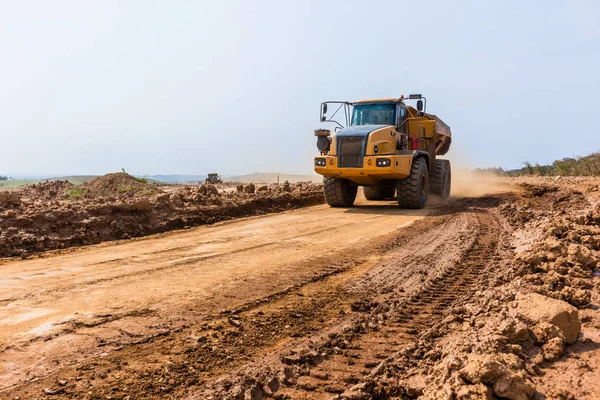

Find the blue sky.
xmin=1 ymin=0 xmax=599 ymax=176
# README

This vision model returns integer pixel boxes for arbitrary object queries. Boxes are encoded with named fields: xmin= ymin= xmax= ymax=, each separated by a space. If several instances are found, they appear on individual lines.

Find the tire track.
xmin=192 ymin=199 xmax=505 ymax=400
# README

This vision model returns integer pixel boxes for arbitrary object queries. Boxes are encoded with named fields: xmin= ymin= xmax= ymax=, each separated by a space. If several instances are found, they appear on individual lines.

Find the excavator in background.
xmin=313 ymin=95 xmax=451 ymax=209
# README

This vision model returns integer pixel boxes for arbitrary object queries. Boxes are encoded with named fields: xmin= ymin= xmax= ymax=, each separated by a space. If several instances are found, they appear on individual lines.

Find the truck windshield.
xmin=351 ymin=104 xmax=395 ymax=126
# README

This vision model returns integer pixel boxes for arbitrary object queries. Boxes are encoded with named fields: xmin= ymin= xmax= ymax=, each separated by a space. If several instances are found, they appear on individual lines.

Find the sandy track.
xmin=193 ymin=198 xmax=504 ymax=399
xmin=0 ymin=199 xmax=426 ymax=395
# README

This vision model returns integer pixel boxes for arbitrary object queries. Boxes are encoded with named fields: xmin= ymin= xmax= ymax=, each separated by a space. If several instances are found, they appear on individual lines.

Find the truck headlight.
xmin=376 ymin=158 xmax=391 ymax=167
xmin=315 ymin=158 xmax=326 ymax=167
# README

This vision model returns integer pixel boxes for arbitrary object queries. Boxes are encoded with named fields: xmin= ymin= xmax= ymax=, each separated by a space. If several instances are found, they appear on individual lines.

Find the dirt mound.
xmin=18 ymin=180 xmax=74 ymax=200
xmin=83 ymin=173 xmax=161 ymax=198
xmin=0 ymin=191 xmax=20 ymax=209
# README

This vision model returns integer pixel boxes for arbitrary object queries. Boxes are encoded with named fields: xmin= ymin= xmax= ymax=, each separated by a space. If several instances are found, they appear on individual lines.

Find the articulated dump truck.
xmin=313 ymin=95 xmax=452 ymax=209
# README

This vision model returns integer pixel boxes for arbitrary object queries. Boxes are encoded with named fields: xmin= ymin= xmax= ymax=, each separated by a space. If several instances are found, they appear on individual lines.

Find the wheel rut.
xmin=277 ymin=209 xmax=502 ymax=399
xmin=190 ymin=199 xmax=506 ymax=400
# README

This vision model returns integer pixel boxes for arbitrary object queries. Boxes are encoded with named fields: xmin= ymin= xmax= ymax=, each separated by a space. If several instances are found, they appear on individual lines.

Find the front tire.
xmin=323 ymin=177 xmax=357 ymax=207
xmin=397 ymin=157 xmax=429 ymax=209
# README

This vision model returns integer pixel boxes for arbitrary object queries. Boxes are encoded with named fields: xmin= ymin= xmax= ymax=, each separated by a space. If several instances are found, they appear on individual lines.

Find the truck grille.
xmin=337 ymin=136 xmax=364 ymax=168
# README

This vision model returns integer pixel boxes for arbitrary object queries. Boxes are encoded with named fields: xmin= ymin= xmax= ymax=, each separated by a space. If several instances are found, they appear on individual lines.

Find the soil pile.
xmin=0 ymin=176 xmax=324 ymax=258
xmin=84 ymin=173 xmax=161 ymax=198
xmin=18 ymin=180 xmax=74 ymax=200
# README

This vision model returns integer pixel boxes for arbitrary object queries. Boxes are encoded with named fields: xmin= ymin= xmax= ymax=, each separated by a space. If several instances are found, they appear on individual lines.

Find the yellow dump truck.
xmin=313 ymin=95 xmax=451 ymax=208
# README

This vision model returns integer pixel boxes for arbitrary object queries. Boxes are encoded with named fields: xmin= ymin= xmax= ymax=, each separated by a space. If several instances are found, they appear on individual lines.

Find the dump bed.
xmin=425 ymin=113 xmax=451 ymax=138
xmin=405 ymin=107 xmax=452 ymax=155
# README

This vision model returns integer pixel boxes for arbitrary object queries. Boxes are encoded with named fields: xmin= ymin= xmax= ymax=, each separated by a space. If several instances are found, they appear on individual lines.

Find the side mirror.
xmin=322 ymin=103 xmax=328 ymax=114
xmin=416 ymin=100 xmax=423 ymax=112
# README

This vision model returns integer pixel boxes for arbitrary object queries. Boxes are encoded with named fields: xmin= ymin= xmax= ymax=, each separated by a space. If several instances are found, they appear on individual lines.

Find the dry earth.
xmin=0 ymin=174 xmax=323 ymax=258
xmin=0 ymin=175 xmax=599 ymax=399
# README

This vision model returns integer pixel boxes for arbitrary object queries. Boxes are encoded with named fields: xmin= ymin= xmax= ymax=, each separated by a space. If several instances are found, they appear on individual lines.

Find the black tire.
xmin=397 ymin=157 xmax=429 ymax=209
xmin=430 ymin=159 xmax=451 ymax=200
xmin=323 ymin=177 xmax=357 ymax=207
xmin=363 ymin=185 xmax=396 ymax=200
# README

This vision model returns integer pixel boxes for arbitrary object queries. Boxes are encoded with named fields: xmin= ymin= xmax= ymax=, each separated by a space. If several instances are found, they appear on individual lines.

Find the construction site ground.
xmin=1 ymin=175 xmax=599 ymax=399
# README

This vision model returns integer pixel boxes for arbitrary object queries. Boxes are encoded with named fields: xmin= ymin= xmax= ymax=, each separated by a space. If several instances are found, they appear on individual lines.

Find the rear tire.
xmin=397 ymin=157 xmax=429 ymax=209
xmin=430 ymin=159 xmax=451 ymax=200
xmin=363 ymin=185 xmax=396 ymax=200
xmin=323 ymin=177 xmax=357 ymax=207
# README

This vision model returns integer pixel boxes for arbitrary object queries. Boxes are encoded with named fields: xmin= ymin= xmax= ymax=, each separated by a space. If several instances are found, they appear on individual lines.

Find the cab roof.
xmin=353 ymin=98 xmax=401 ymax=105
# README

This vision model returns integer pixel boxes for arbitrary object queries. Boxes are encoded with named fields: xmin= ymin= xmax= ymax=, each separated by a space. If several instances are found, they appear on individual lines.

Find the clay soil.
xmin=1 ymin=176 xmax=599 ymax=399
xmin=0 ymin=174 xmax=323 ymax=259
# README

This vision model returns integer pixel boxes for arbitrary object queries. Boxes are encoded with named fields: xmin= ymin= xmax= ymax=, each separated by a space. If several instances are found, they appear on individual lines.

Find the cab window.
xmin=351 ymin=104 xmax=396 ymax=126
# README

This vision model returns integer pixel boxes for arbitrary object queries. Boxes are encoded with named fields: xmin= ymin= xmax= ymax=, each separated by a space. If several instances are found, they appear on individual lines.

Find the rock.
xmin=459 ymin=354 xmax=509 ymax=385
xmin=560 ymin=287 xmax=591 ymax=308
xmin=310 ymin=370 xmax=329 ymax=380
xmin=544 ymin=237 xmax=566 ymax=255
xmin=514 ymin=292 xmax=581 ymax=344
xmin=519 ymin=252 xmax=541 ymax=267
xmin=323 ymin=384 xmax=344 ymax=394
xmin=531 ymin=322 xmax=564 ymax=345
xmin=257 ymin=185 xmax=268 ymax=192
xmin=126 ymin=198 xmax=152 ymax=212
xmin=340 ymin=383 xmax=371 ymax=399
xmin=43 ymin=387 xmax=65 ymax=395
xmin=542 ymin=337 xmax=565 ymax=361
xmin=493 ymin=372 xmax=534 ymax=400
xmin=567 ymin=244 xmax=597 ymax=268
xmin=0 ymin=191 xmax=21 ymax=208
xmin=243 ymin=183 xmax=255 ymax=194
xmin=459 ymin=354 xmax=533 ymax=400
xmin=498 ymin=318 xmax=530 ymax=343
xmin=456 ymin=383 xmax=493 ymax=400
xmin=297 ymin=382 xmax=316 ymax=391
xmin=282 ymin=181 xmax=291 ymax=192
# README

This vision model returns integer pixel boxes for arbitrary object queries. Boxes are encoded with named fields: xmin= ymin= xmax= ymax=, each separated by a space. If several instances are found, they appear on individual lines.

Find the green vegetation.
xmin=117 ymin=184 xmax=134 ymax=193
xmin=509 ymin=153 xmax=600 ymax=177
xmin=0 ymin=179 xmax=42 ymax=188
xmin=65 ymin=186 xmax=87 ymax=199
xmin=0 ymin=176 xmax=97 ymax=189
xmin=472 ymin=152 xmax=600 ymax=177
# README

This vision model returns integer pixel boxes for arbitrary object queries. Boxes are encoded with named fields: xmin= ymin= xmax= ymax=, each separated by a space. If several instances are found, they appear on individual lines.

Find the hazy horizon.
xmin=1 ymin=0 xmax=599 ymax=176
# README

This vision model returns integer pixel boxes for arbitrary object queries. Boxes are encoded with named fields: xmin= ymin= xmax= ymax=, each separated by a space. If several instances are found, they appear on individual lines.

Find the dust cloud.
xmin=450 ymin=169 xmax=517 ymax=198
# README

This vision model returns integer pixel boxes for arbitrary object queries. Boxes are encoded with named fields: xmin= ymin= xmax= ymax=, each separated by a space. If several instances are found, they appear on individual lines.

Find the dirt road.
xmin=2 ymin=178 xmax=599 ymax=399
xmin=0 ymin=197 xmax=425 ymax=396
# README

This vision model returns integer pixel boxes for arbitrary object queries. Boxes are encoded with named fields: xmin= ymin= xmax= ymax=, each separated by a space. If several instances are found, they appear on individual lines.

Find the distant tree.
xmin=0 ymin=176 xmax=8 ymax=181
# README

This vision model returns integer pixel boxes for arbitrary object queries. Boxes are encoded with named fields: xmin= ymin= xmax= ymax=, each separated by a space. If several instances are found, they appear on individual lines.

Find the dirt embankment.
xmin=340 ymin=178 xmax=600 ymax=400
xmin=0 ymin=173 xmax=324 ymax=258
